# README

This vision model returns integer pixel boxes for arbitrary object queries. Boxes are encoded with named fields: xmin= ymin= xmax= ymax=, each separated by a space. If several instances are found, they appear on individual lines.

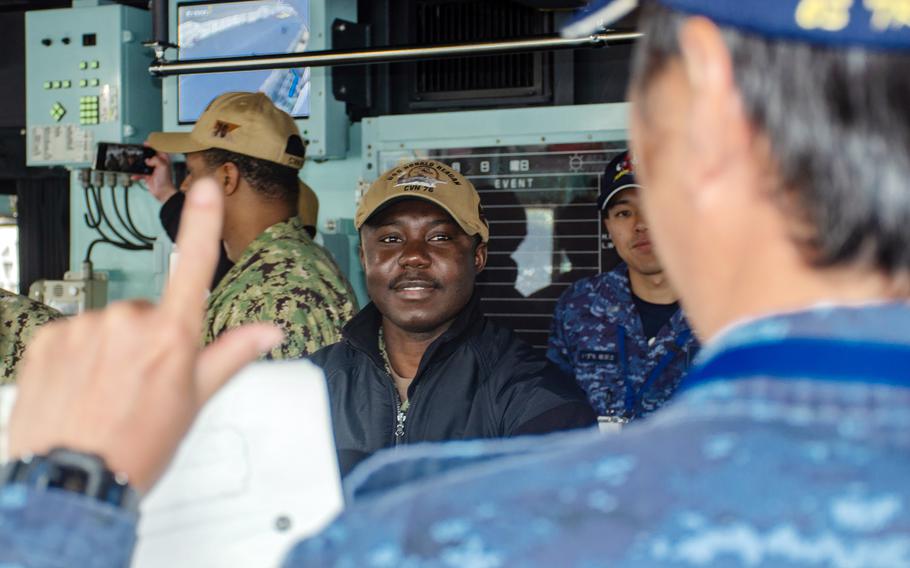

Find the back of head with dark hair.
xmin=201 ymin=148 xmax=300 ymax=206
xmin=632 ymin=1 xmax=910 ymax=275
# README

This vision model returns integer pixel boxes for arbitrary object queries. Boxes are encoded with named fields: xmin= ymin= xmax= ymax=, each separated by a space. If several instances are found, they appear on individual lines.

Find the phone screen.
xmin=93 ymin=143 xmax=155 ymax=175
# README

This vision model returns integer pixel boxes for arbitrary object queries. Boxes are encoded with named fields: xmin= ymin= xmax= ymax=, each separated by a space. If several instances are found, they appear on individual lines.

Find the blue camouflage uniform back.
xmin=287 ymin=303 xmax=910 ymax=567
xmin=548 ymin=263 xmax=699 ymax=420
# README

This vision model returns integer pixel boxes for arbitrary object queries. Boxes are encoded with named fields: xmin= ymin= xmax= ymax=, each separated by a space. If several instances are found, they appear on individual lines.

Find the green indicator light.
xmin=50 ymin=102 xmax=66 ymax=122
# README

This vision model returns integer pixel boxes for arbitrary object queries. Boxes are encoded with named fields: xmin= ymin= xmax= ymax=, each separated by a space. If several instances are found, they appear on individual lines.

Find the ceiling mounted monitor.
xmin=176 ymin=0 xmax=311 ymax=123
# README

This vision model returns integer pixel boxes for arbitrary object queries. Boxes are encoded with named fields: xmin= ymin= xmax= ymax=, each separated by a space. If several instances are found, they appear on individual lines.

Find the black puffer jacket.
xmin=309 ymin=294 xmax=597 ymax=476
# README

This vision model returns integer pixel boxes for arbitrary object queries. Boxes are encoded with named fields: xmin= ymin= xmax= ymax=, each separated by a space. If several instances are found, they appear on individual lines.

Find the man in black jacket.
xmin=309 ymin=159 xmax=596 ymax=475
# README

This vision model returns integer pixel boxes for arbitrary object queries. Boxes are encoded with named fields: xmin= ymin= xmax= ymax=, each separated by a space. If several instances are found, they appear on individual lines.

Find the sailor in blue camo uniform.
xmin=4 ymin=1 xmax=910 ymax=567
xmin=286 ymin=0 xmax=910 ymax=565
xmin=548 ymin=151 xmax=699 ymax=421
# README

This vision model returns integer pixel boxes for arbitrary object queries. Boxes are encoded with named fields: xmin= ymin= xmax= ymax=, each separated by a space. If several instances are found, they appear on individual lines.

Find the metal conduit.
xmin=149 ymin=32 xmax=642 ymax=77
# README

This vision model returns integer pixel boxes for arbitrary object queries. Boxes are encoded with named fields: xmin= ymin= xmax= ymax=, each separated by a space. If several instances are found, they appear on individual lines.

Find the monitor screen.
xmin=177 ymin=0 xmax=311 ymax=124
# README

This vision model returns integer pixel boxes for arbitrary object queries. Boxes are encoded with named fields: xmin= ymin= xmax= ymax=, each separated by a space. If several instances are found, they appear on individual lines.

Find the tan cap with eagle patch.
xmin=356 ymin=159 xmax=490 ymax=242
xmin=147 ymin=92 xmax=306 ymax=170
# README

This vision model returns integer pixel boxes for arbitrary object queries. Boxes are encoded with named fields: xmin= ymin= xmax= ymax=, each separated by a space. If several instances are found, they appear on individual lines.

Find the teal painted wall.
xmin=302 ymin=124 xmax=361 ymax=225
xmin=300 ymin=123 xmax=368 ymax=306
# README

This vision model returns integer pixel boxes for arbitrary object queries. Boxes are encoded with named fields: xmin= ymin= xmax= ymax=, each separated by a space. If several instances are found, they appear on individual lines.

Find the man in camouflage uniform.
xmin=202 ymin=215 xmax=357 ymax=358
xmin=0 ymin=290 xmax=59 ymax=384
xmin=147 ymin=92 xmax=357 ymax=359
xmin=548 ymin=150 xmax=698 ymax=422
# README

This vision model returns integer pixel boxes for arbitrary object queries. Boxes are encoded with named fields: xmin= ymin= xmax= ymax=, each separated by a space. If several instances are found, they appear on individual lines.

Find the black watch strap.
xmin=1 ymin=448 xmax=139 ymax=513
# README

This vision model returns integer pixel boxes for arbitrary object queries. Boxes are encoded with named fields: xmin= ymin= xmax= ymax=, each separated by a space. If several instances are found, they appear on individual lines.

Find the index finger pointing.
xmin=161 ymin=177 xmax=223 ymax=326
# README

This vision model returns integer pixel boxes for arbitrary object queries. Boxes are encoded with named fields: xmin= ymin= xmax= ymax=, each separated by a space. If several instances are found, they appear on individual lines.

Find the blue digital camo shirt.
xmin=548 ymin=264 xmax=700 ymax=419
xmin=3 ymin=304 xmax=909 ymax=568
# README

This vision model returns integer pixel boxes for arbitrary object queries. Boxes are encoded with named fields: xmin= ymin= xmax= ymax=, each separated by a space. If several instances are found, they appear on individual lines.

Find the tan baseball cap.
xmin=147 ymin=92 xmax=306 ymax=169
xmin=356 ymin=160 xmax=489 ymax=242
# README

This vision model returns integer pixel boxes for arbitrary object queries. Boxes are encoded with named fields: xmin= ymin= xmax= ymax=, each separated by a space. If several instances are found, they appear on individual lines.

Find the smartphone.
xmin=93 ymin=142 xmax=156 ymax=175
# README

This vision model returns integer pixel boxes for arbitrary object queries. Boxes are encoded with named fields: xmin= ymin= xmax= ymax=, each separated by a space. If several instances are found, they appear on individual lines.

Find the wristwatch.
xmin=1 ymin=448 xmax=139 ymax=513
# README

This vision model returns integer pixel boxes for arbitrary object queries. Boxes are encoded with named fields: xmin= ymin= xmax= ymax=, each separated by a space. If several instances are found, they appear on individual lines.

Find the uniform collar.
xmin=228 ymin=216 xmax=307 ymax=271
xmin=651 ymin=302 xmax=910 ymax=450
xmin=697 ymin=301 xmax=910 ymax=366
xmin=591 ymin=263 xmax=634 ymax=321
xmin=596 ymin=263 xmax=690 ymax=336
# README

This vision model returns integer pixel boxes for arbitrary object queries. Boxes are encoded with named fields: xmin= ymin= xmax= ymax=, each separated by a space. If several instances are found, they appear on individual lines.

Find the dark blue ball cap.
xmin=563 ymin=0 xmax=910 ymax=51
xmin=598 ymin=151 xmax=642 ymax=211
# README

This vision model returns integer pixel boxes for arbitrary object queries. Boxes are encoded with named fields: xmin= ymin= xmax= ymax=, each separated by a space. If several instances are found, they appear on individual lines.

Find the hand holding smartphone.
xmin=93 ymin=142 xmax=157 ymax=175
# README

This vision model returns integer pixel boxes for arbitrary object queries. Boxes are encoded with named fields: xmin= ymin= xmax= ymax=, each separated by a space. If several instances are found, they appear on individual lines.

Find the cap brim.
xmin=600 ymin=183 xmax=642 ymax=210
xmin=359 ymin=194 xmax=488 ymax=242
xmin=146 ymin=131 xmax=211 ymax=154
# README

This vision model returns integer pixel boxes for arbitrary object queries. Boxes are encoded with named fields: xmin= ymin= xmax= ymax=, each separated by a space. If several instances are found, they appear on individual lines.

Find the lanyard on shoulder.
xmin=679 ymin=337 xmax=910 ymax=393
xmin=618 ymin=326 xmax=693 ymax=416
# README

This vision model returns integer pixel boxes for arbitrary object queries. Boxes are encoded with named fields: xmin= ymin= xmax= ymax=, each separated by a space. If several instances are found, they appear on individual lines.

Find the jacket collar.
xmin=343 ymin=291 xmax=484 ymax=378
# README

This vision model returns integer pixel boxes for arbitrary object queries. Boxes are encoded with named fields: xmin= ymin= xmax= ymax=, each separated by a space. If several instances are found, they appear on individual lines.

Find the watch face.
xmin=53 ymin=465 xmax=90 ymax=494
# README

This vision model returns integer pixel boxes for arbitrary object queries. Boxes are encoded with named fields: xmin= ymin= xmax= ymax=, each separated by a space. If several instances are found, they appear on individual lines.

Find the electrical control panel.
xmin=26 ymin=2 xmax=162 ymax=167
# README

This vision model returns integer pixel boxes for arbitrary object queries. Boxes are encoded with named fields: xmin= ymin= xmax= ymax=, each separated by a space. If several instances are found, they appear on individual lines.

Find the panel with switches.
xmin=25 ymin=3 xmax=161 ymax=167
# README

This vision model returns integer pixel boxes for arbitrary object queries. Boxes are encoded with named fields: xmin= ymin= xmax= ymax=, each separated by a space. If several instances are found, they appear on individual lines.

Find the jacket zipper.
xmin=358 ymin=335 xmax=414 ymax=447
xmin=394 ymin=396 xmax=406 ymax=445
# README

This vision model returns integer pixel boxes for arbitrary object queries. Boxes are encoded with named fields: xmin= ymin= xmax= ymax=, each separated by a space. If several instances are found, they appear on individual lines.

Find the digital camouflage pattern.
xmin=0 ymin=487 xmax=136 ymax=568
xmin=548 ymin=263 xmax=699 ymax=419
xmin=0 ymin=289 xmax=60 ymax=385
xmin=2 ymin=306 xmax=909 ymax=567
xmin=202 ymin=216 xmax=357 ymax=359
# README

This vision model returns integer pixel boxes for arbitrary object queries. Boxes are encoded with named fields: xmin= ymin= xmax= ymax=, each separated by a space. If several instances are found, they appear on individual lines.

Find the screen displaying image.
xmin=177 ymin=0 xmax=311 ymax=123
xmin=94 ymin=143 xmax=156 ymax=175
